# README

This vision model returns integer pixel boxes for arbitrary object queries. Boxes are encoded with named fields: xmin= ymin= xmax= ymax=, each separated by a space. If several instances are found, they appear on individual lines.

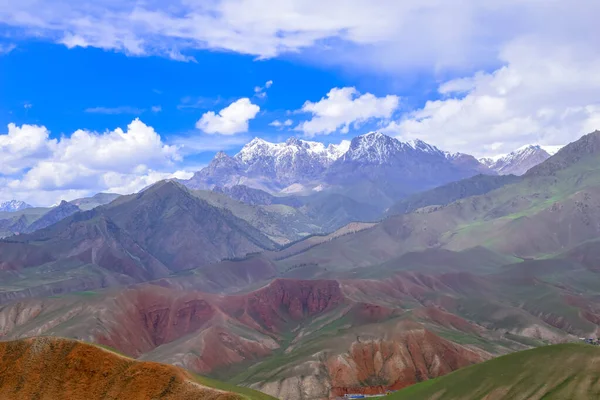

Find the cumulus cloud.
xmin=196 ymin=98 xmax=260 ymax=135
xmin=0 ymin=119 xmax=188 ymax=205
xmin=296 ymin=87 xmax=399 ymax=136
xmin=384 ymin=38 xmax=600 ymax=156
xmin=0 ymin=124 xmax=55 ymax=174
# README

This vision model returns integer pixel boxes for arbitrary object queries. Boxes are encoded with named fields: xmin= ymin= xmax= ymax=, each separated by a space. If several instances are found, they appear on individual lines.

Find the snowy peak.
xmin=342 ymin=131 xmax=444 ymax=164
xmin=344 ymin=132 xmax=403 ymax=163
xmin=407 ymin=139 xmax=444 ymax=156
xmin=483 ymin=145 xmax=552 ymax=176
xmin=0 ymin=200 xmax=33 ymax=212
xmin=235 ymin=136 xmax=347 ymax=165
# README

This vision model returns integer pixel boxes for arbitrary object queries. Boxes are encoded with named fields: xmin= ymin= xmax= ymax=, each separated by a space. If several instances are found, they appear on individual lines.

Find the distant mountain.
xmin=181 ymin=132 xmax=495 ymax=212
xmin=0 ymin=200 xmax=32 ymax=212
xmin=23 ymin=200 xmax=81 ymax=233
xmin=445 ymin=152 xmax=493 ymax=175
xmin=324 ymin=132 xmax=492 ymax=207
xmin=184 ymin=137 xmax=350 ymax=192
xmin=181 ymin=132 xmax=490 ymax=208
xmin=481 ymin=144 xmax=552 ymax=176
xmin=212 ymin=184 xmax=381 ymax=232
xmin=0 ymin=181 xmax=278 ymax=300
xmin=386 ymin=174 xmax=522 ymax=216
xmin=213 ymin=184 xmax=302 ymax=207
xmin=69 ymin=192 xmax=120 ymax=210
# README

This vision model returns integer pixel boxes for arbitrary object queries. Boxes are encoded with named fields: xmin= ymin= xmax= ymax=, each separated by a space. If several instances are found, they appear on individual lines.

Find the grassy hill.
xmin=390 ymin=343 xmax=600 ymax=400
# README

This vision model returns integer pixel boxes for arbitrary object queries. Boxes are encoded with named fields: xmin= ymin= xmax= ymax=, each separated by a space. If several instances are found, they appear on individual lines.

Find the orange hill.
xmin=0 ymin=336 xmax=245 ymax=400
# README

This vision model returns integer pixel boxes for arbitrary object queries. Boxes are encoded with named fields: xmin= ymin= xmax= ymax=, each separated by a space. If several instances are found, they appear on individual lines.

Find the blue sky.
xmin=0 ymin=40 xmax=441 ymax=159
xmin=0 ymin=0 xmax=599 ymax=205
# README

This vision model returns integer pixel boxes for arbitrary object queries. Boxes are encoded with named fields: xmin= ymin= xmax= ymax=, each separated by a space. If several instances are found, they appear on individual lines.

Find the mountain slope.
xmin=279 ymin=130 xmax=600 ymax=270
xmin=0 ymin=336 xmax=274 ymax=400
xmin=389 ymin=343 xmax=600 ymax=400
xmin=386 ymin=174 xmax=522 ymax=216
xmin=0 ymin=181 xmax=278 ymax=301
xmin=526 ymin=130 xmax=600 ymax=176
xmin=213 ymin=185 xmax=382 ymax=233
xmin=24 ymin=200 xmax=81 ymax=233
xmin=103 ymin=181 xmax=277 ymax=270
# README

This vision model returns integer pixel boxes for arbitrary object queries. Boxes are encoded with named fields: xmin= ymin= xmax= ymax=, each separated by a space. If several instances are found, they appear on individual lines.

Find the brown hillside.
xmin=0 ymin=337 xmax=241 ymax=400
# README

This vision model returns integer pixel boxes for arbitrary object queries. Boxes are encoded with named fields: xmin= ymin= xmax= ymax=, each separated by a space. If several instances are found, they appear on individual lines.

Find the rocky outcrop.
xmin=252 ymin=326 xmax=488 ymax=400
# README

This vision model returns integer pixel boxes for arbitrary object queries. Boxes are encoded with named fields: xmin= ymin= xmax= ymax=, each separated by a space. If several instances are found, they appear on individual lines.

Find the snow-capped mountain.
xmin=181 ymin=132 xmax=489 ymax=207
xmin=446 ymin=152 xmax=495 ymax=175
xmin=481 ymin=145 xmax=553 ymax=176
xmin=184 ymin=137 xmax=351 ymax=191
xmin=0 ymin=200 xmax=33 ymax=212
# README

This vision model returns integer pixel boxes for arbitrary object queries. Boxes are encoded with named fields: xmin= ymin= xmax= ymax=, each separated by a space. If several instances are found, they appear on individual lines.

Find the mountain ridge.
xmin=181 ymin=132 xmax=494 ymax=207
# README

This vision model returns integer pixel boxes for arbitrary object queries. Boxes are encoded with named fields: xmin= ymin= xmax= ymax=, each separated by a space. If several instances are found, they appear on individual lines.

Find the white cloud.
xmin=384 ymin=38 xmax=600 ymax=156
xmin=4 ymin=0 xmax=597 ymax=76
xmin=0 ymin=124 xmax=55 ymax=174
xmin=167 ymin=49 xmax=197 ymax=63
xmin=151 ymin=105 xmax=162 ymax=113
xmin=0 ymin=119 xmax=188 ymax=206
xmin=0 ymin=43 xmax=16 ymax=55
xmin=270 ymin=119 xmax=293 ymax=129
xmin=85 ymin=106 xmax=144 ymax=115
xmin=296 ymin=87 xmax=399 ymax=136
xmin=254 ymin=80 xmax=274 ymax=99
xmin=196 ymin=98 xmax=260 ymax=135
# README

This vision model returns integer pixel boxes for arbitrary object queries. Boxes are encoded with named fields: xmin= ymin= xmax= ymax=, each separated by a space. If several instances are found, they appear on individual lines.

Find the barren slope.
xmin=0 ymin=336 xmax=273 ymax=400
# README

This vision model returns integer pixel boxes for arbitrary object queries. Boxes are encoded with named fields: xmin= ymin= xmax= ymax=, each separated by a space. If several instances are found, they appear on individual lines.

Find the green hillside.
xmin=390 ymin=343 xmax=600 ymax=400
xmin=386 ymin=174 xmax=521 ymax=216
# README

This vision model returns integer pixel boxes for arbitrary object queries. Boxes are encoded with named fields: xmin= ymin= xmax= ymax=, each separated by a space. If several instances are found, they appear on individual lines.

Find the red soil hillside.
xmin=223 ymin=278 xmax=345 ymax=332
xmin=327 ymin=327 xmax=487 ymax=398
xmin=0 ymin=336 xmax=244 ymax=400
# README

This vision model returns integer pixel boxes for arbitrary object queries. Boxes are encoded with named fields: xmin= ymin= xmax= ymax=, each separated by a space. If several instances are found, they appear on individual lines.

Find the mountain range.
xmin=2 ymin=130 xmax=598 ymax=400
xmin=183 ymin=133 xmax=497 ymax=208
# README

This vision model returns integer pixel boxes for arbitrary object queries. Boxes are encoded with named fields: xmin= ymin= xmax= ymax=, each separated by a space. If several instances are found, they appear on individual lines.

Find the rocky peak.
xmin=342 ymin=132 xmax=446 ymax=164
xmin=485 ymin=144 xmax=551 ymax=176
xmin=0 ymin=200 xmax=32 ymax=212
xmin=407 ymin=139 xmax=444 ymax=156
xmin=343 ymin=131 xmax=404 ymax=163
xmin=285 ymin=137 xmax=302 ymax=146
